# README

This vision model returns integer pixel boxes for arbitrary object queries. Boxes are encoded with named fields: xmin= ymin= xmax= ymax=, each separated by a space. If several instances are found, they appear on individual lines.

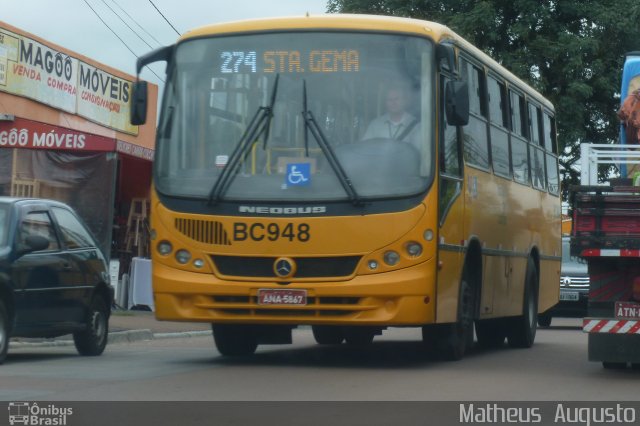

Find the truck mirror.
xmin=130 ymin=81 xmax=148 ymax=125
xmin=445 ymin=80 xmax=469 ymax=126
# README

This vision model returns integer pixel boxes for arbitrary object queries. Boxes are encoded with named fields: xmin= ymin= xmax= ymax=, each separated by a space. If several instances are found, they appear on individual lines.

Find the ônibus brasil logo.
xmin=8 ymin=402 xmax=73 ymax=425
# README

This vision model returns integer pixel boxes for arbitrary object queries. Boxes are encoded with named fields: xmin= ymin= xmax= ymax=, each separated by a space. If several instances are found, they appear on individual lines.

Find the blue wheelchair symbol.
xmin=286 ymin=163 xmax=311 ymax=186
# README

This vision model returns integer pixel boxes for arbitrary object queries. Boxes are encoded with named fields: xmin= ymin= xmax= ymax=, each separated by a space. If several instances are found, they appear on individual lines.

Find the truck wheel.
xmin=73 ymin=297 xmax=109 ymax=356
xmin=212 ymin=324 xmax=258 ymax=356
xmin=507 ymin=258 xmax=538 ymax=348
xmin=312 ymin=326 xmax=344 ymax=344
xmin=438 ymin=278 xmax=475 ymax=360
xmin=0 ymin=300 xmax=9 ymax=364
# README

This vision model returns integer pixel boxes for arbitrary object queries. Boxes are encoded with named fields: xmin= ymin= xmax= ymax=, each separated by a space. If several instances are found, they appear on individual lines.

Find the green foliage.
xmin=327 ymin=0 xmax=640 ymax=197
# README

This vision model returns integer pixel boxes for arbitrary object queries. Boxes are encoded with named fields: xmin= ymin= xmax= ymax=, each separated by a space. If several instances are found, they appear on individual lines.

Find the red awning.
xmin=0 ymin=117 xmax=153 ymax=160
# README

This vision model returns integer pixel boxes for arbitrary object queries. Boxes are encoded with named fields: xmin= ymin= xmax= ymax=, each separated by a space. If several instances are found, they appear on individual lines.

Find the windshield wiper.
xmin=208 ymin=74 xmax=280 ymax=205
xmin=301 ymin=80 xmax=361 ymax=206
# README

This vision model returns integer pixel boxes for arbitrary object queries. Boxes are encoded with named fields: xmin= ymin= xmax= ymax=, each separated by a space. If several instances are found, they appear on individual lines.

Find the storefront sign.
xmin=0 ymin=26 xmax=139 ymax=135
xmin=0 ymin=117 xmax=115 ymax=152
xmin=116 ymin=139 xmax=154 ymax=160
xmin=78 ymin=62 xmax=137 ymax=135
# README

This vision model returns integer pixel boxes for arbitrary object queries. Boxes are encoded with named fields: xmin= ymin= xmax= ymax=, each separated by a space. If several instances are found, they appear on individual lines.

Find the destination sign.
xmin=219 ymin=49 xmax=360 ymax=74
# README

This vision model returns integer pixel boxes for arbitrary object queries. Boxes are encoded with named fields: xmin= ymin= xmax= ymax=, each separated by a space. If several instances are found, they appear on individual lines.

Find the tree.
xmin=327 ymin=0 xmax=640 ymax=197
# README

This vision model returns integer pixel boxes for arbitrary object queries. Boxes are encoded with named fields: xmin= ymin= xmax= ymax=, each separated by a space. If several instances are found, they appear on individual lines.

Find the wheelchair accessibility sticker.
xmin=285 ymin=163 xmax=311 ymax=186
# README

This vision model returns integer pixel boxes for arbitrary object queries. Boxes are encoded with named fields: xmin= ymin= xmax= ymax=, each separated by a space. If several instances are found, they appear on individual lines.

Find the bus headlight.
xmin=157 ymin=241 xmax=173 ymax=256
xmin=175 ymin=249 xmax=192 ymax=264
xmin=405 ymin=241 xmax=423 ymax=257
xmin=193 ymin=259 xmax=205 ymax=269
xmin=383 ymin=250 xmax=400 ymax=266
xmin=368 ymin=260 xmax=379 ymax=270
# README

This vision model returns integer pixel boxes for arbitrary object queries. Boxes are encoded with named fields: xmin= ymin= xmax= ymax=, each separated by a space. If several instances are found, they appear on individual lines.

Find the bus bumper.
xmin=151 ymin=259 xmax=436 ymax=326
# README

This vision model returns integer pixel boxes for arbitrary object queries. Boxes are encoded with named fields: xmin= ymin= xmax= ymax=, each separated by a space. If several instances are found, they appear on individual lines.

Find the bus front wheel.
xmin=212 ymin=324 xmax=258 ymax=356
xmin=507 ymin=258 xmax=538 ymax=348
xmin=312 ymin=326 xmax=344 ymax=345
xmin=437 ymin=278 xmax=475 ymax=361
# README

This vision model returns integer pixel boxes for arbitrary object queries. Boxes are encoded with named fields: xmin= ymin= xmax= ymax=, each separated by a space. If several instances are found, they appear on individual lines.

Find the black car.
xmin=0 ymin=197 xmax=112 ymax=364
xmin=538 ymin=236 xmax=589 ymax=327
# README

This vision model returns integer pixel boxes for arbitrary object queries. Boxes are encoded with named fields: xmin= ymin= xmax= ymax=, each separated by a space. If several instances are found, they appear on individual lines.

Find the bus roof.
xmin=180 ymin=14 xmax=553 ymax=111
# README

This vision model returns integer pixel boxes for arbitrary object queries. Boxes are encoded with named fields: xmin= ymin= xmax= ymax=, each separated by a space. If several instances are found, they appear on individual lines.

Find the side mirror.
xmin=18 ymin=235 xmax=50 ymax=257
xmin=445 ymin=81 xmax=470 ymax=126
xmin=130 ymin=81 xmax=148 ymax=126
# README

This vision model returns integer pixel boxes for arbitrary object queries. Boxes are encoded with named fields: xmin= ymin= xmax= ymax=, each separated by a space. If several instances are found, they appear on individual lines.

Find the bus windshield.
xmin=155 ymin=32 xmax=435 ymax=202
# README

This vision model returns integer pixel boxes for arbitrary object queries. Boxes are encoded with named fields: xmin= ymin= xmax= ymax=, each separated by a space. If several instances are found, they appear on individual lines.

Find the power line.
xmin=147 ymin=0 xmax=181 ymax=36
xmin=81 ymin=0 xmax=165 ymax=82
xmin=100 ymin=0 xmax=156 ymax=50
xmin=111 ymin=0 xmax=164 ymax=47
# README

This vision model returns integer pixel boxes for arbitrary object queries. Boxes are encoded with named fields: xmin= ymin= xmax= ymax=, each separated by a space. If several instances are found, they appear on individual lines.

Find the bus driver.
xmin=362 ymin=84 xmax=419 ymax=147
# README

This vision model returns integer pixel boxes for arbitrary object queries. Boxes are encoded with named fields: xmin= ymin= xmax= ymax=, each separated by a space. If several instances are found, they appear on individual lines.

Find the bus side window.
xmin=543 ymin=112 xmax=557 ymax=154
xmin=509 ymin=89 xmax=529 ymax=184
xmin=460 ymin=58 xmax=489 ymax=170
xmin=528 ymin=102 xmax=546 ymax=190
xmin=487 ymin=75 xmax=510 ymax=178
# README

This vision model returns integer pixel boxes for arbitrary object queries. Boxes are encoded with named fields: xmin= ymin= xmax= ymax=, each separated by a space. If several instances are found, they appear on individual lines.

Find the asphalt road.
xmin=1 ymin=318 xmax=639 ymax=402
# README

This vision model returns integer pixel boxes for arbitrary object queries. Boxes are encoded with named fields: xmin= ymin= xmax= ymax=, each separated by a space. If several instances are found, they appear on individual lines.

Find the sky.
xmin=1 ymin=0 xmax=330 ymax=88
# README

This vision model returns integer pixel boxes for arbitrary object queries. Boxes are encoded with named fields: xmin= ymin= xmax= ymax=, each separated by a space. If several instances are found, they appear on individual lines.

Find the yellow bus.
xmin=131 ymin=14 xmax=561 ymax=360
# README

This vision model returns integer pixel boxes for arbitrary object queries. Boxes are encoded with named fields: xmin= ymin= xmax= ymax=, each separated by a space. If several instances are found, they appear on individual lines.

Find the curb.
xmin=9 ymin=329 xmax=210 ymax=349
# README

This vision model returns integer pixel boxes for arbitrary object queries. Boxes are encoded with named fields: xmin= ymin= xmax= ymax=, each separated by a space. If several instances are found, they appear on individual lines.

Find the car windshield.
xmin=155 ymin=32 xmax=435 ymax=202
xmin=0 ymin=203 xmax=9 ymax=247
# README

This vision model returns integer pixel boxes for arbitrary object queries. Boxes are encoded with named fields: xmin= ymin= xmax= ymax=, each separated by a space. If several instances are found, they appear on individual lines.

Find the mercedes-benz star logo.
xmin=274 ymin=258 xmax=295 ymax=278
xmin=562 ymin=277 xmax=571 ymax=286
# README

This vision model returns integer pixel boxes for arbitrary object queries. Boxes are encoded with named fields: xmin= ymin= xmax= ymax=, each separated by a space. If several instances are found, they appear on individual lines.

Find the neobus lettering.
xmin=234 ymin=222 xmax=310 ymax=242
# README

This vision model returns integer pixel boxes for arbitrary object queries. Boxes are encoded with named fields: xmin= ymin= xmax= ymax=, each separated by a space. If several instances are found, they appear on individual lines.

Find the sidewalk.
xmin=10 ymin=309 xmax=211 ymax=348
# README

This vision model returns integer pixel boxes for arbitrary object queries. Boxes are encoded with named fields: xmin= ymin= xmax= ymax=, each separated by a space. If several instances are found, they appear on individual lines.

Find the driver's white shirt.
xmin=362 ymin=112 xmax=418 ymax=145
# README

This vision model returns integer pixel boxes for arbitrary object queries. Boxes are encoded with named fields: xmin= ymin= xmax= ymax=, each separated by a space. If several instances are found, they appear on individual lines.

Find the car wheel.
xmin=0 ymin=299 xmax=9 ymax=364
xmin=212 ymin=324 xmax=258 ymax=356
xmin=73 ymin=297 xmax=109 ymax=356
xmin=312 ymin=326 xmax=344 ymax=345
xmin=507 ymin=258 xmax=538 ymax=348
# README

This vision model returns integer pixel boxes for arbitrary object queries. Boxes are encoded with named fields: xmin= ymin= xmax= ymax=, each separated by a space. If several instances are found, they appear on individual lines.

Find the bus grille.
xmin=175 ymin=218 xmax=231 ymax=246
xmin=207 ymin=295 xmax=363 ymax=317
xmin=211 ymin=255 xmax=361 ymax=278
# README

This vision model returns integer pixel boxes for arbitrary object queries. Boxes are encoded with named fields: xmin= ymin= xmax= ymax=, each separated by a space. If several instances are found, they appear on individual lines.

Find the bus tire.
xmin=507 ymin=258 xmax=538 ymax=348
xmin=312 ymin=326 xmax=344 ymax=345
xmin=603 ymin=362 xmax=627 ymax=369
xmin=537 ymin=313 xmax=552 ymax=327
xmin=438 ymin=278 xmax=475 ymax=361
xmin=343 ymin=327 xmax=375 ymax=346
xmin=475 ymin=318 xmax=506 ymax=348
xmin=73 ymin=297 xmax=109 ymax=356
xmin=0 ymin=299 xmax=9 ymax=364
xmin=212 ymin=324 xmax=258 ymax=356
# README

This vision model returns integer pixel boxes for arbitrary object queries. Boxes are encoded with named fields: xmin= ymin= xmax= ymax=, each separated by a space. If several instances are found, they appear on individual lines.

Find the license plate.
xmin=615 ymin=301 xmax=640 ymax=319
xmin=258 ymin=289 xmax=307 ymax=306
xmin=560 ymin=291 xmax=579 ymax=301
